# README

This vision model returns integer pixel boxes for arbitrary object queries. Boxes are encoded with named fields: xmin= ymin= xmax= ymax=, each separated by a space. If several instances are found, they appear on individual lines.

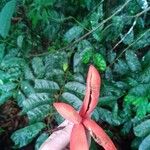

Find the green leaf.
xmin=4 ymin=48 xmax=19 ymax=58
xmin=0 ymin=82 xmax=17 ymax=92
xmin=35 ymin=133 xmax=49 ymax=150
xmin=138 ymin=66 xmax=150 ymax=83
xmin=74 ymin=40 xmax=92 ymax=72
xmin=142 ymin=50 xmax=150 ymax=67
xmin=81 ymin=47 xmax=93 ymax=64
xmin=125 ymin=94 xmax=149 ymax=118
xmin=105 ymin=67 xmax=113 ymax=80
xmin=105 ymin=15 xmax=124 ymax=41
xmin=90 ymin=4 xmax=103 ymax=41
xmin=125 ymin=50 xmax=141 ymax=72
xmin=131 ymin=137 xmax=143 ymax=150
xmin=0 ymin=44 xmax=5 ymax=63
xmin=16 ymin=91 xmax=26 ymax=107
xmin=136 ymin=99 xmax=148 ymax=118
xmin=101 ymin=82 xmax=123 ymax=97
xmin=63 ymin=63 xmax=68 ymax=72
xmin=11 ymin=122 xmax=46 ymax=148
xmin=34 ymin=79 xmax=60 ymax=92
xmin=93 ymin=53 xmax=106 ymax=71
xmin=32 ymin=57 xmax=45 ymax=78
xmin=0 ymin=127 xmax=5 ymax=134
xmin=24 ymin=64 xmax=35 ymax=80
xmin=113 ymin=59 xmax=129 ymax=75
xmin=99 ymin=96 xmax=118 ymax=107
xmin=136 ymin=0 xmax=148 ymax=10
xmin=27 ymin=104 xmax=51 ymax=123
xmin=0 ymin=92 xmax=13 ymax=105
xmin=17 ymin=35 xmax=24 ymax=48
xmin=98 ymin=107 xmax=121 ymax=126
xmin=44 ymin=52 xmax=67 ymax=71
xmin=132 ymin=30 xmax=150 ymax=50
xmin=127 ymin=0 xmax=141 ymax=15
xmin=121 ymin=121 xmax=132 ymax=135
xmin=0 ymin=0 xmax=16 ymax=38
xmin=23 ymin=93 xmax=53 ymax=112
xmin=1 ymin=57 xmax=25 ymax=69
xmin=139 ymin=134 xmax=150 ymax=150
xmin=65 ymin=82 xmax=85 ymax=97
xmin=129 ymin=83 xmax=150 ymax=97
xmin=73 ymin=74 xmax=85 ymax=83
xmin=121 ymin=29 xmax=134 ymax=45
xmin=64 ymin=25 xmax=83 ymax=43
xmin=134 ymin=119 xmax=150 ymax=137
xmin=61 ymin=92 xmax=82 ymax=110
xmin=125 ymin=95 xmax=147 ymax=105
xmin=21 ymin=81 xmax=35 ymax=96
xmin=92 ymin=108 xmax=99 ymax=121
xmin=107 ymin=50 xmax=116 ymax=64
xmin=126 ymin=77 xmax=139 ymax=87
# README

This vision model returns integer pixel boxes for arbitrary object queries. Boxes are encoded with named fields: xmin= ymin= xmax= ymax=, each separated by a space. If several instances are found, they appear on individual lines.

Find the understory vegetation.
xmin=0 ymin=0 xmax=150 ymax=149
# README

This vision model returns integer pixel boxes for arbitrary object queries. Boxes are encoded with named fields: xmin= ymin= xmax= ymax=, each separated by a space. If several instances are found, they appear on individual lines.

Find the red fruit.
xmin=53 ymin=103 xmax=82 ymax=124
xmin=80 ymin=65 xmax=101 ymax=118
xmin=70 ymin=124 xmax=89 ymax=150
xmin=83 ymin=118 xmax=117 ymax=150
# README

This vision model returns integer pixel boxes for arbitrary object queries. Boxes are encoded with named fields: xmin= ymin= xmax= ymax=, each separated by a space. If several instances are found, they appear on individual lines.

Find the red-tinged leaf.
xmin=83 ymin=118 xmax=117 ymax=150
xmin=53 ymin=103 xmax=82 ymax=124
xmin=80 ymin=65 xmax=101 ymax=118
xmin=70 ymin=124 xmax=89 ymax=150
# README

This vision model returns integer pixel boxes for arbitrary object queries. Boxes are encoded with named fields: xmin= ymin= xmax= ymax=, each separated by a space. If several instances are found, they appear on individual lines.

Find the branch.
xmin=28 ymin=0 xmax=131 ymax=58
xmin=109 ymin=28 xmax=150 ymax=67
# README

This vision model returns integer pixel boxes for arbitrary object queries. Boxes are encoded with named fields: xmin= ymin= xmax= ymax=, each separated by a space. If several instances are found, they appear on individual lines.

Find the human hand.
xmin=39 ymin=120 xmax=73 ymax=150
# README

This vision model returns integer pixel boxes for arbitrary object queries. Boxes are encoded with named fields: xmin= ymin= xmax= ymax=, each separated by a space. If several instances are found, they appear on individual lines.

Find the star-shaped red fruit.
xmin=53 ymin=65 xmax=117 ymax=150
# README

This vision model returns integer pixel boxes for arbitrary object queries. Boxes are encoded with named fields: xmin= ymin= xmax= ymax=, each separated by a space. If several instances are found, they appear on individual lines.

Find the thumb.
xmin=40 ymin=120 xmax=73 ymax=150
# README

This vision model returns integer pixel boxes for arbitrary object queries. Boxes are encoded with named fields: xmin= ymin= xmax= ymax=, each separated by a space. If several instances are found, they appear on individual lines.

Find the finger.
xmin=40 ymin=120 xmax=73 ymax=150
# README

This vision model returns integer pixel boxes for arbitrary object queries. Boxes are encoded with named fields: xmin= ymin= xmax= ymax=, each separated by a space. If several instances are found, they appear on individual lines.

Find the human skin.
xmin=39 ymin=120 xmax=91 ymax=150
xmin=39 ymin=120 xmax=73 ymax=150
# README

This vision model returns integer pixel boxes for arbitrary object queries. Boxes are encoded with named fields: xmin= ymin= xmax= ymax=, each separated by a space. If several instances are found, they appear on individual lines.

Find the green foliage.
xmin=0 ymin=0 xmax=150 ymax=149
xmin=93 ymin=53 xmax=107 ymax=71
xmin=35 ymin=133 xmax=49 ymax=150
xmin=139 ymin=134 xmax=150 ymax=150
xmin=11 ymin=122 xmax=46 ymax=148
xmin=134 ymin=119 xmax=150 ymax=137
xmin=64 ymin=25 xmax=84 ymax=43
xmin=81 ymin=47 xmax=93 ymax=64
xmin=125 ymin=50 xmax=141 ymax=72
xmin=0 ymin=0 xmax=16 ymax=38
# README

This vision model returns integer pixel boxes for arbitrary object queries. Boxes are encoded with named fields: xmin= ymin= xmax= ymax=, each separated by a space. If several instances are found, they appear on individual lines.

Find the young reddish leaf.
xmin=70 ymin=124 xmax=89 ymax=150
xmin=83 ymin=118 xmax=117 ymax=150
xmin=80 ymin=65 xmax=101 ymax=118
xmin=53 ymin=103 xmax=82 ymax=124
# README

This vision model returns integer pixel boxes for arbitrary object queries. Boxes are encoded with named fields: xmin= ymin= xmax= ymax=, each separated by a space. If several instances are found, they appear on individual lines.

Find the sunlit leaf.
xmin=134 ymin=119 xmax=150 ymax=137
xmin=0 ymin=0 xmax=16 ymax=38
xmin=11 ymin=122 xmax=46 ymax=148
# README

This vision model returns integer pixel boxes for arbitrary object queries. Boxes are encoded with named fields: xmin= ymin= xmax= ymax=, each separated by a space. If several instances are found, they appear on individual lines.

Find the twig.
xmin=108 ymin=28 xmax=150 ymax=67
xmin=29 ymin=0 xmax=131 ymax=58
xmin=112 ymin=18 xmax=137 ymax=50
xmin=133 ymin=6 xmax=150 ymax=17
xmin=109 ymin=6 xmax=150 ymax=53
